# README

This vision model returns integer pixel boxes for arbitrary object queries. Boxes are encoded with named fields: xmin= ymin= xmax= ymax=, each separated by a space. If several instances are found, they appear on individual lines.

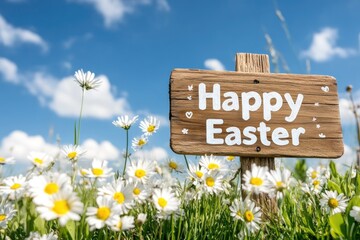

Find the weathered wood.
xmin=169 ymin=64 xmax=343 ymax=158
xmin=236 ymin=53 xmax=275 ymax=211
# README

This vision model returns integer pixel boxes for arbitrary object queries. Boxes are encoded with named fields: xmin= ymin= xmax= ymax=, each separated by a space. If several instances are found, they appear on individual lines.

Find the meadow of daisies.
xmin=0 ymin=69 xmax=360 ymax=240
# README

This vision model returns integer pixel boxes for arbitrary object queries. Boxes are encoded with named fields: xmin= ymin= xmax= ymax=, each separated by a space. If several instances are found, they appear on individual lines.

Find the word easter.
xmin=199 ymin=83 xmax=306 ymax=146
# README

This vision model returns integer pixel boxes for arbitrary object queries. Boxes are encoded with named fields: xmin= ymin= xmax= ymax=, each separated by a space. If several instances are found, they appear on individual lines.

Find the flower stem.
xmin=349 ymin=91 xmax=360 ymax=166
xmin=76 ymin=88 xmax=85 ymax=145
xmin=183 ymin=155 xmax=190 ymax=171
xmin=122 ymin=129 xmax=129 ymax=176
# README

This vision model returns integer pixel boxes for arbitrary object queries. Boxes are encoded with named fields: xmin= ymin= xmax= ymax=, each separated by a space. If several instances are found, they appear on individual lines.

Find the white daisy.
xmin=36 ymin=190 xmax=84 ymax=226
xmin=97 ymin=180 xmax=135 ymax=215
xmin=188 ymin=163 xmax=206 ymax=185
xmin=0 ymin=175 xmax=27 ymax=199
xmin=229 ymin=198 xmax=262 ymax=233
xmin=199 ymin=155 xmax=228 ymax=172
xmin=0 ymin=156 xmax=15 ymax=165
xmin=127 ymin=160 xmax=156 ymax=184
xmin=28 ymin=172 xmax=72 ymax=205
xmin=82 ymin=158 xmax=113 ymax=178
xmin=266 ymin=168 xmax=294 ymax=199
xmin=139 ymin=116 xmax=160 ymax=136
xmin=86 ymin=196 xmax=120 ymax=230
xmin=242 ymin=164 xmax=269 ymax=194
xmin=74 ymin=69 xmax=101 ymax=90
xmin=131 ymin=136 xmax=148 ymax=151
xmin=306 ymin=165 xmax=329 ymax=181
xmin=320 ymin=190 xmax=348 ymax=215
xmin=135 ymin=213 xmax=147 ymax=226
xmin=110 ymin=215 xmax=135 ymax=231
xmin=152 ymin=188 xmax=180 ymax=215
xmin=27 ymin=151 xmax=54 ymax=169
xmin=200 ymin=171 xmax=225 ymax=195
xmin=112 ymin=115 xmax=139 ymax=130
xmin=130 ymin=182 xmax=150 ymax=203
xmin=62 ymin=145 xmax=86 ymax=162
xmin=0 ymin=201 xmax=16 ymax=229
xmin=25 ymin=231 xmax=58 ymax=240
xmin=302 ymin=177 xmax=325 ymax=194
xmin=350 ymin=206 xmax=360 ymax=222
xmin=224 ymin=156 xmax=236 ymax=162
xmin=166 ymin=159 xmax=184 ymax=173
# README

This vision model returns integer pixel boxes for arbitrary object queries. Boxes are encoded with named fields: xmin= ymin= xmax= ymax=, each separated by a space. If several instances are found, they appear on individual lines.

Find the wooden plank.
xmin=169 ymin=65 xmax=344 ymax=158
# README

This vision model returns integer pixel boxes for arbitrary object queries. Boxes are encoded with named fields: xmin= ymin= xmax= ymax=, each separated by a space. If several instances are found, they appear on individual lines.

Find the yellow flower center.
xmin=34 ymin=158 xmax=43 ymax=165
xmin=169 ymin=161 xmax=178 ymax=170
xmin=10 ymin=183 xmax=21 ymax=190
xmin=226 ymin=156 xmax=235 ymax=161
xmin=276 ymin=181 xmax=285 ymax=191
xmin=208 ymin=163 xmax=219 ymax=170
xmin=311 ymin=171 xmax=317 ymax=179
xmin=52 ymin=200 xmax=70 ymax=215
xmin=195 ymin=171 xmax=203 ymax=178
xmin=44 ymin=183 xmax=59 ymax=195
xmin=158 ymin=197 xmax=167 ymax=208
xmin=117 ymin=221 xmax=123 ymax=230
xmin=80 ymin=169 xmax=87 ymax=176
xmin=328 ymin=198 xmax=339 ymax=208
xmin=92 ymin=168 xmax=103 ymax=176
xmin=133 ymin=188 xmax=141 ymax=195
xmin=135 ymin=169 xmax=146 ymax=178
xmin=67 ymin=151 xmax=77 ymax=160
xmin=206 ymin=177 xmax=215 ymax=187
xmin=244 ymin=210 xmax=254 ymax=222
xmin=97 ymin=207 xmax=111 ymax=220
xmin=0 ymin=158 xmax=5 ymax=163
xmin=138 ymin=139 xmax=146 ymax=146
xmin=313 ymin=180 xmax=320 ymax=187
xmin=147 ymin=125 xmax=156 ymax=133
xmin=0 ymin=214 xmax=6 ymax=221
xmin=113 ymin=192 xmax=125 ymax=204
xmin=250 ymin=177 xmax=263 ymax=186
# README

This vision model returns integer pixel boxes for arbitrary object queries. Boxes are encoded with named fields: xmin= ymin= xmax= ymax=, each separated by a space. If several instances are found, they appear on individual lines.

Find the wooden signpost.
xmin=169 ymin=53 xmax=344 ymax=207
xmin=169 ymin=55 xmax=343 ymax=158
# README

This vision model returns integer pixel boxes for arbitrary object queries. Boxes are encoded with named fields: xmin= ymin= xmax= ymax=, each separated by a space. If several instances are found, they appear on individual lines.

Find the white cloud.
xmin=0 ymin=58 xmax=167 ymax=121
xmin=0 ymin=15 xmax=48 ymax=51
xmin=336 ymin=144 xmax=356 ymax=171
xmin=82 ymin=139 xmax=120 ymax=161
xmin=0 ymin=130 xmax=59 ymax=162
xmin=74 ymin=0 xmax=170 ymax=28
xmin=156 ymin=0 xmax=170 ymax=11
xmin=0 ymin=130 xmax=123 ymax=164
xmin=204 ymin=59 xmax=225 ymax=71
xmin=49 ymin=75 xmax=131 ymax=119
xmin=0 ymin=57 xmax=19 ymax=83
xmin=133 ymin=147 xmax=168 ymax=162
xmin=301 ymin=27 xmax=356 ymax=62
xmin=339 ymin=98 xmax=356 ymax=125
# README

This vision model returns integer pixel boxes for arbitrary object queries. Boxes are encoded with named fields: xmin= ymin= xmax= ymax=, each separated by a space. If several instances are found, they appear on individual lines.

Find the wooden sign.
xmin=169 ymin=68 xmax=344 ymax=158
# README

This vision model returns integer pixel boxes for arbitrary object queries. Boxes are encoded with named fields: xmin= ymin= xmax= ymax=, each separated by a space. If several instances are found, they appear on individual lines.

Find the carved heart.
xmin=319 ymin=133 xmax=326 ymax=138
xmin=185 ymin=111 xmax=193 ymax=119
xmin=316 ymin=124 xmax=321 ymax=129
xmin=187 ymin=96 xmax=192 ymax=100
xmin=321 ymin=86 xmax=329 ymax=92
xmin=314 ymin=102 xmax=319 ymax=106
xmin=312 ymin=117 xmax=317 ymax=122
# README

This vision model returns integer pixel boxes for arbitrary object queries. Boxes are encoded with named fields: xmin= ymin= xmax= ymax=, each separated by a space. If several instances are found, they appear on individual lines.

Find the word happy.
xmin=199 ymin=83 xmax=306 ymax=146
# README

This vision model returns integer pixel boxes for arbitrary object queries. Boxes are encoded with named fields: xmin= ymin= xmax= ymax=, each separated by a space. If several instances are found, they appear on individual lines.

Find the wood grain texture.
xmin=169 ymin=55 xmax=344 ymax=158
xmin=236 ymin=53 xmax=275 ymax=213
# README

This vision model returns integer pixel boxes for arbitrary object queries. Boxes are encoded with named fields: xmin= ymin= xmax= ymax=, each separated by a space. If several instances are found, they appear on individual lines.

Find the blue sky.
xmin=0 ymin=0 xmax=360 ymax=172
